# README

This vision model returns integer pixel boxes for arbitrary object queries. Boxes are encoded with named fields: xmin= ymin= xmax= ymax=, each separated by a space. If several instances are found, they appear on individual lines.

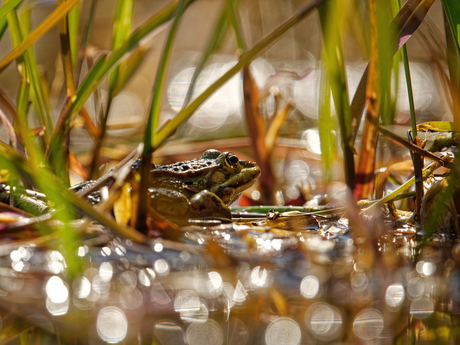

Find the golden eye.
xmin=226 ymin=153 xmax=239 ymax=166
xmin=212 ymin=171 xmax=226 ymax=183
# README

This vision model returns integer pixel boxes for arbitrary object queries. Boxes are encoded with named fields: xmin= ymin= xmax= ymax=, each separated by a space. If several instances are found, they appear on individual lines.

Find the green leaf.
xmin=416 ymin=121 xmax=458 ymax=132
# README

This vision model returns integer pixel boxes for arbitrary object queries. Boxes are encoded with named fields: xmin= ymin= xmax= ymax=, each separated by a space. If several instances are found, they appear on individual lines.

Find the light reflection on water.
xmin=265 ymin=317 xmax=301 ymax=345
xmin=96 ymin=306 xmax=128 ymax=343
xmin=45 ymin=276 xmax=69 ymax=316
xmin=154 ymin=320 xmax=185 ymax=345
xmin=0 ymin=211 xmax=454 ymax=343
xmin=305 ymin=303 xmax=342 ymax=340
xmin=186 ymin=319 xmax=223 ymax=345
xmin=410 ymin=296 xmax=434 ymax=319
xmin=300 ymin=275 xmax=319 ymax=299
xmin=385 ymin=283 xmax=405 ymax=310
xmin=353 ymin=309 xmax=384 ymax=341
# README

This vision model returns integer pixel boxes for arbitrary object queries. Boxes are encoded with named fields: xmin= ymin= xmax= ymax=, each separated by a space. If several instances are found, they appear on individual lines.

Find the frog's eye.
xmin=226 ymin=154 xmax=239 ymax=166
xmin=212 ymin=171 xmax=226 ymax=183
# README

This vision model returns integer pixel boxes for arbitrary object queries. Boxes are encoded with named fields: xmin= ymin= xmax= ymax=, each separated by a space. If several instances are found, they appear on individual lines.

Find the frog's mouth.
xmin=211 ymin=165 xmax=261 ymax=204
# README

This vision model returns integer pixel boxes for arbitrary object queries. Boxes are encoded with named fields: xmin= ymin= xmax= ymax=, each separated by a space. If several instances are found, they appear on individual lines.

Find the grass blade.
xmin=0 ymin=0 xmax=81 ymax=72
xmin=47 ymin=0 xmax=179 ymax=161
xmin=442 ymin=0 xmax=460 ymax=123
xmin=88 ymin=0 xmax=134 ymax=178
xmin=243 ymin=67 xmax=274 ymax=204
xmin=318 ymin=0 xmax=354 ymax=190
xmin=154 ymin=0 xmax=328 ymax=150
xmin=354 ymin=0 xmax=394 ymax=200
xmin=57 ymin=0 xmax=77 ymax=96
xmin=378 ymin=126 xmax=449 ymax=167
xmin=226 ymin=0 xmax=245 ymax=51
xmin=351 ymin=0 xmax=438 ymax=140
xmin=318 ymin=66 xmax=336 ymax=183
xmin=183 ymin=5 xmax=228 ymax=107
xmin=18 ymin=7 xmax=54 ymax=142
xmin=68 ymin=2 xmax=80 ymax=65
xmin=0 ymin=0 xmax=21 ymax=21
xmin=137 ymin=0 xmax=192 ymax=231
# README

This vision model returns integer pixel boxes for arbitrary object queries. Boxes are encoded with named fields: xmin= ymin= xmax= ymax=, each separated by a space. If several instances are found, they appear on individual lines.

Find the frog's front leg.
xmin=149 ymin=188 xmax=231 ymax=224
xmin=189 ymin=190 xmax=231 ymax=220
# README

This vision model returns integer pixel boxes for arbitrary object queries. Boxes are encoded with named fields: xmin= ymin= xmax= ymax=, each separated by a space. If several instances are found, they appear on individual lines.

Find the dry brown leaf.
xmin=114 ymin=182 xmax=132 ymax=226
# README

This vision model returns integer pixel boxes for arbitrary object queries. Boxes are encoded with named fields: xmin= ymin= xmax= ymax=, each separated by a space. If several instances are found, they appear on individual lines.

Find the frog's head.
xmin=201 ymin=149 xmax=261 ymax=205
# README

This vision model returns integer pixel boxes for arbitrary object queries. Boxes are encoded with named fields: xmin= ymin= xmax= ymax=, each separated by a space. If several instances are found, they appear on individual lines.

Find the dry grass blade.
xmin=351 ymin=0 xmax=438 ymax=141
xmin=378 ymin=126 xmax=450 ymax=167
xmin=354 ymin=0 xmax=385 ymax=200
xmin=243 ymin=66 xmax=274 ymax=204
xmin=0 ymin=0 xmax=80 ymax=72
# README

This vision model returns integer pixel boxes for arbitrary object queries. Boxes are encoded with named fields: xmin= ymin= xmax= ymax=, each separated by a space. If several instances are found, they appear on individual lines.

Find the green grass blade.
xmin=154 ymin=0 xmax=328 ymax=150
xmin=137 ymin=0 xmax=192 ymax=230
xmin=318 ymin=66 xmax=336 ymax=183
xmin=48 ymin=0 xmax=178 ymax=156
xmin=183 ymin=5 xmax=228 ymax=107
xmin=0 ymin=16 xmax=8 ymax=41
xmin=226 ymin=0 xmax=245 ymax=51
xmin=68 ymin=2 xmax=80 ymax=66
xmin=57 ymin=0 xmax=77 ymax=99
xmin=442 ymin=0 xmax=460 ymax=51
xmin=47 ymin=54 xmax=107 ymax=159
xmin=109 ymin=0 xmax=134 ymax=96
xmin=360 ymin=162 xmax=437 ymax=214
xmin=0 ymin=0 xmax=81 ymax=72
xmin=442 ymin=0 xmax=460 ymax=122
xmin=145 ymin=0 xmax=192 ymax=154
xmin=76 ymin=0 xmax=97 ymax=80
xmin=0 ymin=0 xmax=21 ymax=21
xmin=318 ymin=0 xmax=354 ymax=190
xmin=112 ymin=45 xmax=149 ymax=96
xmin=88 ymin=0 xmax=134 ymax=178
xmin=351 ymin=0 xmax=438 ymax=140
xmin=19 ymin=7 xmax=53 ymax=141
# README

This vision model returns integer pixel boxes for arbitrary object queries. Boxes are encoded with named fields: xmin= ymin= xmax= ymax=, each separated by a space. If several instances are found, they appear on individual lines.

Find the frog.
xmin=140 ymin=149 xmax=261 ymax=224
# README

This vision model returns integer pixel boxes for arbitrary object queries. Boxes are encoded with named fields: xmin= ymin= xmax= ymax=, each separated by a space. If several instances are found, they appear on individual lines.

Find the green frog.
xmin=137 ymin=149 xmax=261 ymax=224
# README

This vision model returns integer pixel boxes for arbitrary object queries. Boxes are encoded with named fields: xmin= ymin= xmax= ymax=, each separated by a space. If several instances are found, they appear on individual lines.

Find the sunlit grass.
xmin=0 ymin=0 xmax=459 ymax=342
